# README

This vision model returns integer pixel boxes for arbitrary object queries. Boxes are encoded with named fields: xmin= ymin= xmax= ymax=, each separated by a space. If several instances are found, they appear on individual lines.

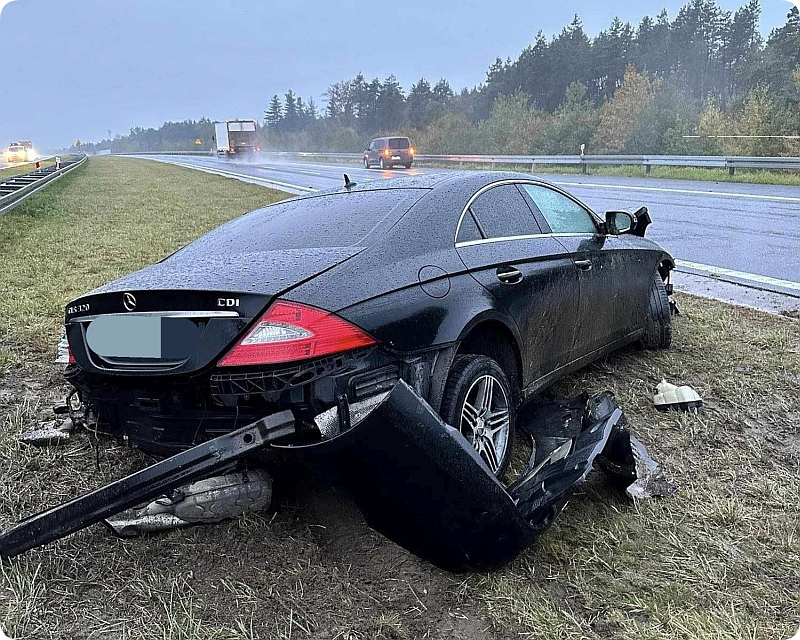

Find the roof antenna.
xmin=344 ymin=173 xmax=357 ymax=189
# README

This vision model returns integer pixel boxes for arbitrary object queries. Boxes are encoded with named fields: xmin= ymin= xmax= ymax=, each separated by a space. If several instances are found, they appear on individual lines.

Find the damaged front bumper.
xmin=0 ymin=381 xmax=672 ymax=571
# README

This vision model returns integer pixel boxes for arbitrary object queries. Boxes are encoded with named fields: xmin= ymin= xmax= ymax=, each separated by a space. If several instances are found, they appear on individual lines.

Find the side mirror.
xmin=605 ymin=210 xmax=635 ymax=235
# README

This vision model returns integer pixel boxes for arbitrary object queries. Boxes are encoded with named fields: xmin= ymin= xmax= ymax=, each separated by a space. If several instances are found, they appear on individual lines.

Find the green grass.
xmin=0 ymin=156 xmax=798 ymax=639
xmin=0 ymin=156 xmax=286 ymax=357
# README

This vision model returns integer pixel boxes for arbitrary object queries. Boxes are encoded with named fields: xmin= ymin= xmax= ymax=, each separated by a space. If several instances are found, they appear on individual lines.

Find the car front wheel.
xmin=642 ymin=273 xmax=672 ymax=349
xmin=439 ymin=354 xmax=515 ymax=478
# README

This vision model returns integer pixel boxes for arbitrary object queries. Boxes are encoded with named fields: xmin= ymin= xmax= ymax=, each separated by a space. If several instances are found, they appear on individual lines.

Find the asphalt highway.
xmin=134 ymin=154 xmax=800 ymax=310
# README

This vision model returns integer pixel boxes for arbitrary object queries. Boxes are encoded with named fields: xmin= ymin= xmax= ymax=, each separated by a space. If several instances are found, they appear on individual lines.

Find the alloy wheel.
xmin=459 ymin=374 xmax=511 ymax=473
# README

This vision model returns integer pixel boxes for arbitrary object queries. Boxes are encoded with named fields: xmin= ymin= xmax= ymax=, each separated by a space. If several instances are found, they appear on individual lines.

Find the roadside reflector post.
xmin=580 ymin=144 xmax=587 ymax=175
xmin=55 ymin=156 xmax=61 ymax=170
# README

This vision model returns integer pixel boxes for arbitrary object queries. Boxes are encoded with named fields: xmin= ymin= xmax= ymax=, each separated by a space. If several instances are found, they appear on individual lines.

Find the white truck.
xmin=213 ymin=120 xmax=259 ymax=157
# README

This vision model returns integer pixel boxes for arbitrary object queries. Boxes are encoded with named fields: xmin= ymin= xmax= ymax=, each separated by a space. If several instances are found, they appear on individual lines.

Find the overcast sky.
xmin=0 ymin=0 xmax=793 ymax=149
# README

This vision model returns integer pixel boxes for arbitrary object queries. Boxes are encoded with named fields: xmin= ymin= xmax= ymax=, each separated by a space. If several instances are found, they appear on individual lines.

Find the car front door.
xmin=520 ymin=183 xmax=645 ymax=359
xmin=455 ymin=183 xmax=580 ymax=390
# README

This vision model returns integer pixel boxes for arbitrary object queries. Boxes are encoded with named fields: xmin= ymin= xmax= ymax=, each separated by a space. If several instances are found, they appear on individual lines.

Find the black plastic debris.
xmin=279 ymin=382 xmax=634 ymax=571
xmin=590 ymin=393 xmax=678 ymax=499
xmin=0 ymin=382 xmax=673 ymax=570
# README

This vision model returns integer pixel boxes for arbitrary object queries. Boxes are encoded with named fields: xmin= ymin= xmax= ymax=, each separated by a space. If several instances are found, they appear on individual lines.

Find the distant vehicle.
xmin=364 ymin=136 xmax=415 ymax=169
xmin=5 ymin=144 xmax=28 ymax=163
xmin=213 ymin=120 xmax=259 ymax=157
xmin=19 ymin=140 xmax=37 ymax=160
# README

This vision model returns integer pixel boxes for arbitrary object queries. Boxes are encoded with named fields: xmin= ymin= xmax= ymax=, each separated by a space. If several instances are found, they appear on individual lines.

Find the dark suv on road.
xmin=364 ymin=137 xmax=415 ymax=169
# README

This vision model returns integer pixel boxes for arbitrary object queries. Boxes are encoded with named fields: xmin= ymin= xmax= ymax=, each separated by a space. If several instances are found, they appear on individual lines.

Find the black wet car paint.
xmin=64 ymin=171 xmax=673 ymax=454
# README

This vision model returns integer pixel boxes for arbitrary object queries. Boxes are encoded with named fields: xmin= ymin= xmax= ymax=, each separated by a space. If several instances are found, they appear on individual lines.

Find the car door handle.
xmin=574 ymin=259 xmax=592 ymax=271
xmin=496 ymin=267 xmax=522 ymax=284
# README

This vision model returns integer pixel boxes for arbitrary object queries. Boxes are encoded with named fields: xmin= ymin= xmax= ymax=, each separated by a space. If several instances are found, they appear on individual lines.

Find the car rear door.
xmin=455 ymin=183 xmax=580 ymax=388
xmin=520 ymin=184 xmax=646 ymax=359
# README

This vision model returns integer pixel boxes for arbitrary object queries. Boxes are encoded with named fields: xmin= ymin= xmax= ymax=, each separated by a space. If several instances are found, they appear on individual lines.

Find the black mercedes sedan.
xmin=62 ymin=171 xmax=674 ymax=478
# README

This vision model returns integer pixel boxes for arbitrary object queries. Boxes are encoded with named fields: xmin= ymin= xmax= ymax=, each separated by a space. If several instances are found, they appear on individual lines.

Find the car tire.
xmin=364 ymin=157 xmax=370 ymax=169
xmin=404 ymin=163 xmax=412 ymax=169
xmin=642 ymin=273 xmax=672 ymax=349
xmin=380 ymin=158 xmax=388 ymax=170
xmin=439 ymin=354 xmax=516 ymax=478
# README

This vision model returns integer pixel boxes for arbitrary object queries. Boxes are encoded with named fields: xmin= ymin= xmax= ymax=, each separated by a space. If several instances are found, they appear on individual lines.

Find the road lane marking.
xmin=676 ymin=260 xmax=800 ymax=293
xmin=136 ymin=157 xmax=317 ymax=193
xmin=551 ymin=180 xmax=800 ymax=203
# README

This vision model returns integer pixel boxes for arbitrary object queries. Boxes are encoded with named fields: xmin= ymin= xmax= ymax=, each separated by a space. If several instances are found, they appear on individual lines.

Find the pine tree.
xmin=265 ymin=95 xmax=283 ymax=128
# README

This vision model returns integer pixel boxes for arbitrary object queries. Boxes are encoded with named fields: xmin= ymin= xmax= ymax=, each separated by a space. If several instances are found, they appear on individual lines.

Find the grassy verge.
xmin=0 ymin=156 xmax=798 ymax=639
xmin=0 ymin=158 xmax=56 ymax=181
xmin=0 ymin=156 xmax=286 ymax=356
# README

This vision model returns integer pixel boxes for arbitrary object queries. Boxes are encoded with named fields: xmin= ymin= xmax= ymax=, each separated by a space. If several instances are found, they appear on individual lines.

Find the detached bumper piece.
xmin=280 ymin=381 xmax=667 ymax=572
xmin=0 ymin=382 xmax=673 ymax=570
xmin=0 ymin=412 xmax=294 ymax=560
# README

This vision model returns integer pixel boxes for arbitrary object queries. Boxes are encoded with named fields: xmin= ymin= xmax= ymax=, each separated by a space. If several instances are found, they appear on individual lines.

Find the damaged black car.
xmin=1 ymin=172 xmax=676 ymax=569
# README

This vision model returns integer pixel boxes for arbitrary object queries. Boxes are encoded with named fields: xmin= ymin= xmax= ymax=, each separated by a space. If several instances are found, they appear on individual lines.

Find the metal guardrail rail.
xmin=0 ymin=154 xmax=88 ymax=216
xmin=262 ymin=151 xmax=800 ymax=175
xmin=113 ymin=150 xmax=800 ymax=175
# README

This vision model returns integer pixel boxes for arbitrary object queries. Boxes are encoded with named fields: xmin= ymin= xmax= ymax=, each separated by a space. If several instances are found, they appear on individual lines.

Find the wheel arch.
xmin=658 ymin=255 xmax=675 ymax=281
xmin=455 ymin=317 xmax=524 ymax=403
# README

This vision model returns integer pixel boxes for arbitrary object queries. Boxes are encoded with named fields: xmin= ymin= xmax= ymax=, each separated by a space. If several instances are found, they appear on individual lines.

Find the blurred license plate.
xmin=86 ymin=315 xmax=198 ymax=359
xmin=392 ymin=156 xmax=401 ymax=160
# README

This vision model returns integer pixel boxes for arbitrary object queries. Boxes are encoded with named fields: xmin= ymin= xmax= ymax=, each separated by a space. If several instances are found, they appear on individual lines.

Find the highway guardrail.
xmin=0 ymin=154 xmax=87 ymax=216
xmin=261 ymin=151 xmax=800 ymax=175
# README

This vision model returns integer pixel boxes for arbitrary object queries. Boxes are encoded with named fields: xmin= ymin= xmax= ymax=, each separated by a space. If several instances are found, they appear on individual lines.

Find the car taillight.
xmin=218 ymin=301 xmax=376 ymax=367
xmin=383 ymin=148 xmax=390 ymax=156
xmin=410 ymin=147 xmax=415 ymax=155
xmin=68 ymin=346 xmax=76 ymax=365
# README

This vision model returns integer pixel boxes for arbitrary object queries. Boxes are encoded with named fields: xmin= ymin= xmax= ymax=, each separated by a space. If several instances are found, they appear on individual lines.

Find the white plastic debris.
xmin=104 ymin=469 xmax=273 ymax=537
xmin=20 ymin=418 xmax=74 ymax=446
xmin=55 ymin=326 xmax=70 ymax=365
xmin=653 ymin=379 xmax=703 ymax=412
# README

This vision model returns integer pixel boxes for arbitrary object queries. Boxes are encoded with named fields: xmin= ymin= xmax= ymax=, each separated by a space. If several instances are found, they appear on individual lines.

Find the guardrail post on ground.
xmin=729 ymin=165 xmax=735 ymax=177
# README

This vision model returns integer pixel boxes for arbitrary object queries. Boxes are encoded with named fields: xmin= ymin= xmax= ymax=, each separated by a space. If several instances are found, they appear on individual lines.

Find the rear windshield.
xmin=388 ymin=138 xmax=410 ymax=149
xmin=205 ymin=189 xmax=426 ymax=250
xmin=9 ymin=146 xmax=23 ymax=151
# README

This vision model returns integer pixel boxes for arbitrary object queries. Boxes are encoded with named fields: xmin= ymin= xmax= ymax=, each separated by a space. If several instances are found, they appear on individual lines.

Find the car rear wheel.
xmin=364 ymin=157 xmax=370 ymax=169
xmin=404 ymin=163 xmax=412 ymax=169
xmin=642 ymin=273 xmax=672 ymax=349
xmin=439 ymin=355 xmax=515 ymax=478
xmin=380 ymin=157 xmax=388 ymax=170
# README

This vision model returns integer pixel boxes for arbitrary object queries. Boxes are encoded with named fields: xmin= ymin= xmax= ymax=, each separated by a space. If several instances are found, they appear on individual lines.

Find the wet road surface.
xmin=131 ymin=154 xmax=800 ymax=310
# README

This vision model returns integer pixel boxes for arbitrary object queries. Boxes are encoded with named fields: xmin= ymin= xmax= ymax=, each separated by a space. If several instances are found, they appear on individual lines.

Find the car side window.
xmin=456 ymin=212 xmax=482 ymax=243
xmin=468 ymin=185 xmax=541 ymax=239
xmin=521 ymin=184 xmax=598 ymax=234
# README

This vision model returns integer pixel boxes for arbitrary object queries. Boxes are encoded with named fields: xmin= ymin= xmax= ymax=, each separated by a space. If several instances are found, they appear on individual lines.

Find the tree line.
xmin=75 ymin=0 xmax=800 ymax=157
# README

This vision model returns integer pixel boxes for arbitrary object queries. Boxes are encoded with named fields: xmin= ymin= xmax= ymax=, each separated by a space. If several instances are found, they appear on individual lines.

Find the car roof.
xmin=292 ymin=171 xmax=562 ymax=199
